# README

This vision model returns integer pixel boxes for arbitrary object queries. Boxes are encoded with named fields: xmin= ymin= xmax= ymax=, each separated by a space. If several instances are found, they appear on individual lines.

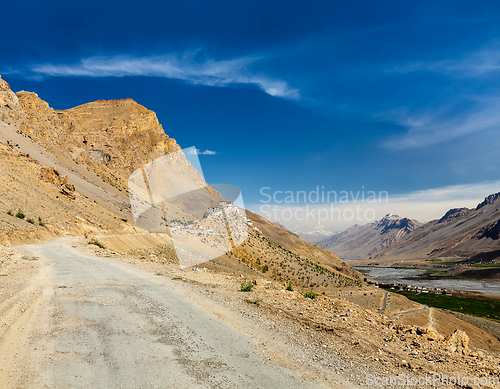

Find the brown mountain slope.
xmin=318 ymin=214 xmax=422 ymax=259
xmin=0 ymin=136 xmax=134 ymax=244
xmin=245 ymin=211 xmax=363 ymax=283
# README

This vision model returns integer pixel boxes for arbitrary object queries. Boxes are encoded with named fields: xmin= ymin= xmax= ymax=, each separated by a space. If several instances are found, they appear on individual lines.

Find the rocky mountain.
xmin=15 ymin=92 xmax=181 ymax=193
xmin=317 ymin=214 xmax=422 ymax=259
xmin=0 ymin=75 xmax=363 ymax=288
xmin=374 ymin=193 xmax=500 ymax=261
xmin=332 ymin=193 xmax=500 ymax=261
xmin=476 ymin=192 xmax=500 ymax=210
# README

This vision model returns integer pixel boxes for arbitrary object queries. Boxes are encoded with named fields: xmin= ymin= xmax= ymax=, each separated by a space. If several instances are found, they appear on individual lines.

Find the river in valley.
xmin=354 ymin=266 xmax=500 ymax=296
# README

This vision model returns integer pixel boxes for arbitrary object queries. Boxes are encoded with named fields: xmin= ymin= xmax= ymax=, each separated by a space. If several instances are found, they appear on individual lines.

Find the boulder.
xmin=40 ymin=167 xmax=68 ymax=186
xmin=446 ymin=329 xmax=469 ymax=354
xmin=425 ymin=326 xmax=444 ymax=341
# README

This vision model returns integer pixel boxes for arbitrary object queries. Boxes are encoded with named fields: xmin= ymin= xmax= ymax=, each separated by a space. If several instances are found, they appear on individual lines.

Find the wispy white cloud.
xmin=186 ymin=148 xmax=217 ymax=156
xmin=15 ymin=54 xmax=299 ymax=100
xmin=382 ymin=97 xmax=500 ymax=149
xmin=390 ymin=181 xmax=500 ymax=204
xmin=389 ymin=43 xmax=500 ymax=77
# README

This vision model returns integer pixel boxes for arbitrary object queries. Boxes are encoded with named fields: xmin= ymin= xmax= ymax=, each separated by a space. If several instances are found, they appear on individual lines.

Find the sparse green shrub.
xmin=121 ymin=218 xmax=128 ymax=222
xmin=262 ymin=264 xmax=268 ymax=273
xmin=286 ymin=282 xmax=294 ymax=291
xmin=7 ymin=210 xmax=13 ymax=216
xmin=304 ymin=291 xmax=317 ymax=299
xmin=27 ymin=218 xmax=35 ymax=224
xmin=241 ymin=280 xmax=254 ymax=292
xmin=16 ymin=210 xmax=25 ymax=219
xmin=88 ymin=239 xmax=105 ymax=249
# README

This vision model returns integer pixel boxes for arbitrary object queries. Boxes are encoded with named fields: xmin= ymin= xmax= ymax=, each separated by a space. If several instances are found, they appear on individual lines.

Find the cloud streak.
xmin=16 ymin=54 xmax=299 ymax=100
xmin=382 ymin=98 xmax=500 ymax=149
xmin=186 ymin=148 xmax=217 ymax=156
xmin=389 ymin=43 xmax=500 ymax=77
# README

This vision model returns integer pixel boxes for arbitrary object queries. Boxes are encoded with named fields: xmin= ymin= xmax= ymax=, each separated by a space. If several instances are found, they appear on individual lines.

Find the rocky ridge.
xmin=318 ymin=214 xmax=422 ymax=259
xmin=322 ymin=192 xmax=500 ymax=262
xmin=13 ymin=92 xmax=182 ymax=193
xmin=367 ymin=193 xmax=500 ymax=260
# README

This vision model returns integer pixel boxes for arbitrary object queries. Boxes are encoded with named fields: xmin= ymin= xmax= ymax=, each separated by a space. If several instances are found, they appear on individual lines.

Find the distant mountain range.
xmin=295 ymin=229 xmax=336 ymax=244
xmin=317 ymin=214 xmax=422 ymax=259
xmin=318 ymin=193 xmax=500 ymax=261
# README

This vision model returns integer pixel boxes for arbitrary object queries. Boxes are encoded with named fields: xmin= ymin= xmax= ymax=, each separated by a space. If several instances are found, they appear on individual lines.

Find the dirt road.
xmin=0 ymin=238 xmax=343 ymax=389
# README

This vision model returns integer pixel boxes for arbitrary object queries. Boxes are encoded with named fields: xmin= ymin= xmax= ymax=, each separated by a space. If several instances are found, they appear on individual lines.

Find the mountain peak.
xmin=378 ymin=214 xmax=421 ymax=234
xmin=476 ymin=192 xmax=500 ymax=211
xmin=318 ymin=213 xmax=422 ymax=259
xmin=438 ymin=207 xmax=471 ymax=224
xmin=381 ymin=213 xmax=400 ymax=221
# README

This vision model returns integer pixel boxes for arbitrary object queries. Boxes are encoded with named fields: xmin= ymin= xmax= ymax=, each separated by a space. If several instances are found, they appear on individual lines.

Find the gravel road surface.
xmin=8 ymin=238 xmax=333 ymax=388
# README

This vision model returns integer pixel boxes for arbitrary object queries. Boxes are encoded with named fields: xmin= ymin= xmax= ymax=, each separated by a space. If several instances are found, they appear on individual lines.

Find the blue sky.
xmin=2 ymin=1 xmax=500 ymax=232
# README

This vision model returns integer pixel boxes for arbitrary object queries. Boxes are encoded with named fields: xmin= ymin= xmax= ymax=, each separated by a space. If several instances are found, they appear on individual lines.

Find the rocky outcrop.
xmin=438 ymin=207 xmax=471 ymax=224
xmin=11 ymin=92 xmax=184 ymax=193
xmin=0 ymin=76 xmax=19 ymax=110
xmin=475 ymin=218 xmax=500 ymax=241
xmin=55 ymin=98 xmax=180 ymax=175
xmin=446 ymin=329 xmax=469 ymax=354
xmin=40 ymin=167 xmax=68 ymax=186
xmin=16 ymin=91 xmax=62 ymax=141
xmin=476 ymin=192 xmax=500 ymax=211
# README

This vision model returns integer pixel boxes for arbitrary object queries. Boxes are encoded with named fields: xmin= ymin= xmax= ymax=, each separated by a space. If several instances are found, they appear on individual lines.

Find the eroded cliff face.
xmin=9 ymin=90 xmax=183 ymax=192
xmin=55 ymin=99 xmax=180 ymax=173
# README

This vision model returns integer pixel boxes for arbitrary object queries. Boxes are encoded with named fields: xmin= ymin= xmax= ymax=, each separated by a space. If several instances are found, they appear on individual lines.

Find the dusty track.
xmin=0 ymin=238 xmax=353 ymax=389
